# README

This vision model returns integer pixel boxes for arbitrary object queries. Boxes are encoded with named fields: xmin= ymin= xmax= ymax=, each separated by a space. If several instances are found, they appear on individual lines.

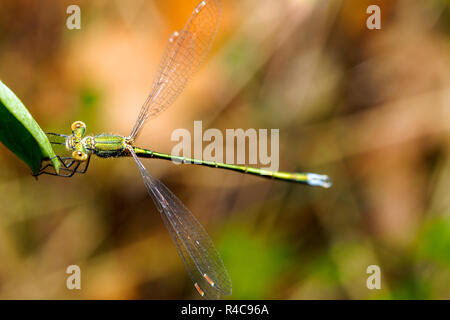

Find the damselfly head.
xmin=68 ymin=121 xmax=90 ymax=161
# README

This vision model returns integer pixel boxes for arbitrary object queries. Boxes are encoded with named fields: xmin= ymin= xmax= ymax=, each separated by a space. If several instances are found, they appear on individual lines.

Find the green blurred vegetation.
xmin=0 ymin=0 xmax=449 ymax=299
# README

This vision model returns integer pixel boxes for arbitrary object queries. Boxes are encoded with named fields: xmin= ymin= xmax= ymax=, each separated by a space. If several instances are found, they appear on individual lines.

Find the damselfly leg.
xmin=36 ymin=132 xmax=92 ymax=178
xmin=35 ymin=155 xmax=91 ymax=178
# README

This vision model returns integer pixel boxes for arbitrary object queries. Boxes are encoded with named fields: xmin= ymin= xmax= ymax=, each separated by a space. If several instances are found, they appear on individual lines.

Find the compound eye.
xmin=72 ymin=150 xmax=88 ymax=161
xmin=71 ymin=121 xmax=86 ymax=131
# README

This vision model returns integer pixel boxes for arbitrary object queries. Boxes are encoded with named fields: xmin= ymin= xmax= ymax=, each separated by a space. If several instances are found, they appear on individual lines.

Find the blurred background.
xmin=0 ymin=0 xmax=449 ymax=299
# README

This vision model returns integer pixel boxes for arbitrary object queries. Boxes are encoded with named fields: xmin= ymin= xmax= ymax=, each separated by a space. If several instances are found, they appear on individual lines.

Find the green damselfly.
xmin=37 ymin=0 xmax=331 ymax=299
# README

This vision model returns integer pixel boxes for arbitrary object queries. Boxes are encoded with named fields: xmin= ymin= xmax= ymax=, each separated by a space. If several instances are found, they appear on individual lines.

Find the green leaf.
xmin=0 ymin=80 xmax=59 ymax=174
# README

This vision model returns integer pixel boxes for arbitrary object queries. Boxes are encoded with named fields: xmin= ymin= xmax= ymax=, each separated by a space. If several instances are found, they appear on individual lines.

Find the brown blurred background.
xmin=0 ymin=0 xmax=449 ymax=299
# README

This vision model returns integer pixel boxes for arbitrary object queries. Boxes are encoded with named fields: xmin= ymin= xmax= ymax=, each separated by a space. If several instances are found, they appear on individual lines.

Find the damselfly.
xmin=37 ymin=0 xmax=331 ymax=299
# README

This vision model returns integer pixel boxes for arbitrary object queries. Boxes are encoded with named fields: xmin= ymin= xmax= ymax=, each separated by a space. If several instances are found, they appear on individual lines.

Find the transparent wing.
xmin=129 ymin=0 xmax=222 ymax=140
xmin=130 ymin=149 xmax=232 ymax=299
